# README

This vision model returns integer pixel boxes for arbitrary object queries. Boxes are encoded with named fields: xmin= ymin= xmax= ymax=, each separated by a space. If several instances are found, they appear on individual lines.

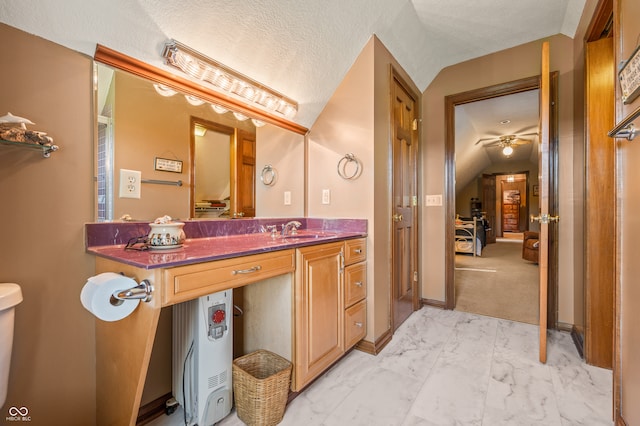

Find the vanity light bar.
xmin=162 ymin=40 xmax=298 ymax=119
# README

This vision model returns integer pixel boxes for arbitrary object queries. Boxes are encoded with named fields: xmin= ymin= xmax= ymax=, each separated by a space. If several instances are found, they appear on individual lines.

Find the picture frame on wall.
xmin=154 ymin=157 xmax=183 ymax=173
xmin=619 ymin=44 xmax=640 ymax=105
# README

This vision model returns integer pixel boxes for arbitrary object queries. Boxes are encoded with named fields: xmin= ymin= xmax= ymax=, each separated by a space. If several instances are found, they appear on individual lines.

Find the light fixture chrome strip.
xmin=162 ymin=40 xmax=298 ymax=119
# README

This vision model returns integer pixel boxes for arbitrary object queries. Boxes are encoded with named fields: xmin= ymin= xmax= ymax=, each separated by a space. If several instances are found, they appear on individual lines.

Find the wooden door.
xmin=391 ymin=72 xmax=419 ymax=330
xmin=502 ymin=184 xmax=521 ymax=232
xmin=482 ymin=174 xmax=497 ymax=244
xmin=233 ymin=129 xmax=256 ymax=218
xmin=535 ymin=41 xmax=555 ymax=363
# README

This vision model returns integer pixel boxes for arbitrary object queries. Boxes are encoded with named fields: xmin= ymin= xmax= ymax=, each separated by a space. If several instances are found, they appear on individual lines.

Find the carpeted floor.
xmin=455 ymin=240 xmax=539 ymax=324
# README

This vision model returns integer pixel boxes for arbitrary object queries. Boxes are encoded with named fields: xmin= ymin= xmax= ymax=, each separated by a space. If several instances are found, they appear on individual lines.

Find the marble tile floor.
xmin=151 ymin=306 xmax=613 ymax=426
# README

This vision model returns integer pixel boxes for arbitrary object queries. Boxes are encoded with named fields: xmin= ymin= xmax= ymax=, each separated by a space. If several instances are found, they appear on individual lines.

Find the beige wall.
xmin=616 ymin=0 xmax=640 ymax=423
xmin=421 ymin=34 xmax=578 ymax=324
xmin=255 ymin=124 xmax=305 ymax=218
xmin=0 ymin=24 xmax=96 ymax=425
xmin=308 ymin=38 xmax=380 ymax=340
xmin=308 ymin=35 xmax=420 ymax=343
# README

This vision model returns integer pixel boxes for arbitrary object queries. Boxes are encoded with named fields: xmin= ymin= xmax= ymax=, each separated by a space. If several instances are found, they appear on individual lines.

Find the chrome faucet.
xmin=282 ymin=221 xmax=302 ymax=237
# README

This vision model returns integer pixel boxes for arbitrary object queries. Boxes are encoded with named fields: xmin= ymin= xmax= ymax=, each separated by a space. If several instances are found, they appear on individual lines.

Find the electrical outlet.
xmin=322 ymin=189 xmax=331 ymax=205
xmin=284 ymin=191 xmax=291 ymax=205
xmin=119 ymin=169 xmax=141 ymax=199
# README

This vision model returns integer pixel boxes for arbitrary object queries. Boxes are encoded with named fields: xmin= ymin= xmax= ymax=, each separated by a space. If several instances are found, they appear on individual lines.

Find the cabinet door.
xmin=294 ymin=242 xmax=344 ymax=390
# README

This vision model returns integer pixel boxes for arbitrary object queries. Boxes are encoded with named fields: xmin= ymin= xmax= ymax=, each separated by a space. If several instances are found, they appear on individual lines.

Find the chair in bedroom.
xmin=522 ymin=231 xmax=540 ymax=263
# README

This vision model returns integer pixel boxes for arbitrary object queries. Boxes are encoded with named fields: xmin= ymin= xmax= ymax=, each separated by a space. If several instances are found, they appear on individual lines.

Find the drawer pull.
xmin=354 ymin=322 xmax=363 ymax=327
xmin=355 ymin=281 xmax=363 ymax=287
xmin=354 ymin=249 xmax=362 ymax=254
xmin=232 ymin=265 xmax=262 ymax=275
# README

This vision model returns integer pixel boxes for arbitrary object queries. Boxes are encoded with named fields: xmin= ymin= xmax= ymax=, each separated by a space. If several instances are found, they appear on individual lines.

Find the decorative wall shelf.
xmin=0 ymin=139 xmax=59 ymax=157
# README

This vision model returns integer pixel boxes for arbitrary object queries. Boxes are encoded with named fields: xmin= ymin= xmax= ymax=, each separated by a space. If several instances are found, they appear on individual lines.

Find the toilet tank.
xmin=0 ymin=283 xmax=23 ymax=408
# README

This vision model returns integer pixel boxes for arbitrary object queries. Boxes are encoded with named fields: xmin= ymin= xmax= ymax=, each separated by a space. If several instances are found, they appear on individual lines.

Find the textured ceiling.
xmin=0 ymin=0 xmax=585 ymax=127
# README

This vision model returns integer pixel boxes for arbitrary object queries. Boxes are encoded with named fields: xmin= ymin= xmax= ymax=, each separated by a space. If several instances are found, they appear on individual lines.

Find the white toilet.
xmin=0 ymin=283 xmax=22 ymax=408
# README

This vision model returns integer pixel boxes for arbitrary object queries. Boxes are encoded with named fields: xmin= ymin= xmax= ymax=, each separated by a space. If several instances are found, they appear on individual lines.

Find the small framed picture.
xmin=154 ymin=157 xmax=183 ymax=173
xmin=619 ymin=44 xmax=640 ymax=104
xmin=533 ymin=185 xmax=539 ymax=197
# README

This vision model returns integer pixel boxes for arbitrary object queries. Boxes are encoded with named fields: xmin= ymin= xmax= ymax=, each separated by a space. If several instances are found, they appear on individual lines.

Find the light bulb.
xmin=233 ymin=112 xmax=249 ymax=121
xmin=210 ymin=104 xmax=229 ymax=114
xmin=251 ymin=119 xmax=266 ymax=127
xmin=502 ymin=146 xmax=514 ymax=156
xmin=185 ymin=95 xmax=205 ymax=106
xmin=153 ymin=84 xmax=177 ymax=97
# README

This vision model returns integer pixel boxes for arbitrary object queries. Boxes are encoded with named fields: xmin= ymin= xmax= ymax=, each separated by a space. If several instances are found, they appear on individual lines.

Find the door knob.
xmin=530 ymin=213 xmax=559 ymax=224
xmin=393 ymin=214 xmax=403 ymax=222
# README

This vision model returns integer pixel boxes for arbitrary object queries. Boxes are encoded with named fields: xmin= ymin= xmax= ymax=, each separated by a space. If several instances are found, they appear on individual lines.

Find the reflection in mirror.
xmin=94 ymin=62 xmax=305 ymax=222
xmin=192 ymin=120 xmax=233 ymax=218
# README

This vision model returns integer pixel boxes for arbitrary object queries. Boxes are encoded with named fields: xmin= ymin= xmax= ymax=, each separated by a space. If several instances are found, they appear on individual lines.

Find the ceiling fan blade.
xmin=513 ymin=125 xmax=538 ymax=134
xmin=481 ymin=140 xmax=502 ymax=147
xmin=512 ymin=138 xmax=532 ymax=145
xmin=475 ymin=137 xmax=499 ymax=145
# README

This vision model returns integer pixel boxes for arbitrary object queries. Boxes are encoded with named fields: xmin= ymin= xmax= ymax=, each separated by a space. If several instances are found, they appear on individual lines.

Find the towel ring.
xmin=337 ymin=153 xmax=361 ymax=180
xmin=260 ymin=164 xmax=277 ymax=186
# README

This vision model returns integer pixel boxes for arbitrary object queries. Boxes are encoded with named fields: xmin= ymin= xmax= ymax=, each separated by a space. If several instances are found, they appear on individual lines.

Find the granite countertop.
xmin=86 ymin=218 xmax=367 ymax=269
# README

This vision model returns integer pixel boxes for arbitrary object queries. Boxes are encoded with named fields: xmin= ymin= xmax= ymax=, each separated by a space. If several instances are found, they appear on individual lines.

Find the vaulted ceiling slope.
xmin=0 ymin=0 xmax=585 ymax=127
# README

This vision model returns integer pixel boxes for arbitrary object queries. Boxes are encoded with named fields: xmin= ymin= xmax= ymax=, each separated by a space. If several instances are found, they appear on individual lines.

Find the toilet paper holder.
xmin=109 ymin=279 xmax=153 ymax=306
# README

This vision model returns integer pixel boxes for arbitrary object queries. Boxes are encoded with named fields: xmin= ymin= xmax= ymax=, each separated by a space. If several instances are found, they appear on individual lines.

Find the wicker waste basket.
xmin=232 ymin=350 xmax=292 ymax=426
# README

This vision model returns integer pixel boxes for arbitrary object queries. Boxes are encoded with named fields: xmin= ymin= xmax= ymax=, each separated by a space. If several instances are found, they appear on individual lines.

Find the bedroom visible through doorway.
xmin=451 ymin=87 xmax=541 ymax=324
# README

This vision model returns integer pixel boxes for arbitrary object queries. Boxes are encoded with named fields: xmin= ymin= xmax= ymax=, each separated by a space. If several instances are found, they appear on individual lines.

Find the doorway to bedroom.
xmin=451 ymin=85 xmax=542 ymax=325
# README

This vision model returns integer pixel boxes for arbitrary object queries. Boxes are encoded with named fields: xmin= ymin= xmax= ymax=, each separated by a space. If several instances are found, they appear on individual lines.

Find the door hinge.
xmin=412 ymin=119 xmax=418 ymax=131
xmin=412 ymin=196 xmax=418 ymax=206
xmin=413 ymin=271 xmax=418 ymax=282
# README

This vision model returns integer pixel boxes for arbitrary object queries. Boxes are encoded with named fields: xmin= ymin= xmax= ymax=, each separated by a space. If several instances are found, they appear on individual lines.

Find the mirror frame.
xmin=94 ymin=44 xmax=308 ymax=136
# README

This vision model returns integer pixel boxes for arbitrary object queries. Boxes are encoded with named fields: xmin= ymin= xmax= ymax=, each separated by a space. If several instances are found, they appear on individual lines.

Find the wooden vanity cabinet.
xmin=293 ymin=238 xmax=367 ymax=391
xmin=93 ymin=238 xmax=367 ymax=423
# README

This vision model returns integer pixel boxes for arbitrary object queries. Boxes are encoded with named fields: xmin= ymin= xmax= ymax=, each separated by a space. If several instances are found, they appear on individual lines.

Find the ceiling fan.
xmin=475 ymin=133 xmax=538 ymax=156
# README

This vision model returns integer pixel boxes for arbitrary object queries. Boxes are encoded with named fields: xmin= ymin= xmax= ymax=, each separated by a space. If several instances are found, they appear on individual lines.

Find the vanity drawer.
xmin=344 ymin=238 xmax=366 ymax=265
xmin=344 ymin=262 xmax=366 ymax=307
xmin=162 ymin=249 xmax=295 ymax=305
xmin=344 ymin=299 xmax=366 ymax=349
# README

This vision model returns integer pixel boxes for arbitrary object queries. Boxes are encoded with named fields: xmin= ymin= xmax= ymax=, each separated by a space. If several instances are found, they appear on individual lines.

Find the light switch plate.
xmin=119 ymin=169 xmax=141 ymax=199
xmin=426 ymin=194 xmax=442 ymax=206
xmin=322 ymin=189 xmax=331 ymax=205
xmin=284 ymin=191 xmax=291 ymax=205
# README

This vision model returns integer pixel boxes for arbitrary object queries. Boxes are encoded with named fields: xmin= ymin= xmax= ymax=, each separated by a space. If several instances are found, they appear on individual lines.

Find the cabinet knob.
xmin=355 ymin=281 xmax=363 ymax=287
xmin=354 ymin=322 xmax=363 ymax=328
xmin=354 ymin=248 xmax=362 ymax=254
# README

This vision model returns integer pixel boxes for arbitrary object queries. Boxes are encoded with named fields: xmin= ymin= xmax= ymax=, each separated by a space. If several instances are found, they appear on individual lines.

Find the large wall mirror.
xmin=94 ymin=50 xmax=306 ymax=222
